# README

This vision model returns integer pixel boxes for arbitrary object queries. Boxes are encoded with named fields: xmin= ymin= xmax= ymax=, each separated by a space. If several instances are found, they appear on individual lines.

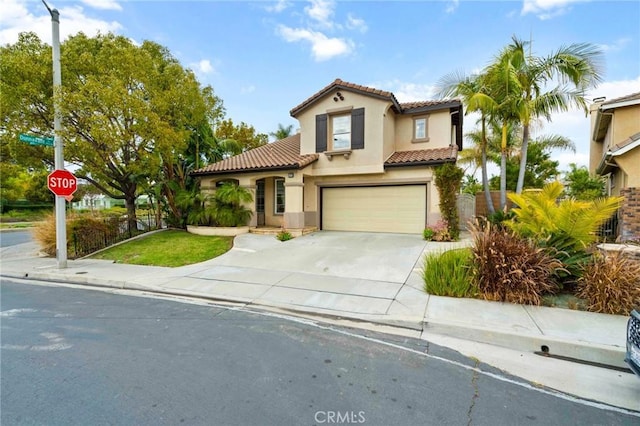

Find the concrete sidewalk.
xmin=2 ymin=233 xmax=639 ymax=411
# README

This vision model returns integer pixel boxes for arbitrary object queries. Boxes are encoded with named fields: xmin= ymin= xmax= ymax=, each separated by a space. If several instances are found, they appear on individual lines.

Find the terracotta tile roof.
xmin=611 ymin=132 xmax=640 ymax=153
xmin=192 ymin=134 xmax=318 ymax=176
xmin=290 ymin=78 xmax=401 ymax=117
xmin=384 ymin=146 xmax=458 ymax=167
xmin=290 ymin=78 xmax=461 ymax=117
xmin=399 ymin=100 xmax=462 ymax=111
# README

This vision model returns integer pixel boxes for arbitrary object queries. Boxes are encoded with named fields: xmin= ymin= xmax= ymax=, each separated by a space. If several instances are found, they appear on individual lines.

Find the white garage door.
xmin=322 ymin=185 xmax=427 ymax=234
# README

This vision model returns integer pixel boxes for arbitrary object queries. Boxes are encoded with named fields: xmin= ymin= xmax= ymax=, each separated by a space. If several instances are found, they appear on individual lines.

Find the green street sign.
xmin=19 ymin=133 xmax=54 ymax=147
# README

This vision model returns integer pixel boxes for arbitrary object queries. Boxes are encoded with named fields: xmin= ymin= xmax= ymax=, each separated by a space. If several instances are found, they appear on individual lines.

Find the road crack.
xmin=467 ymin=359 xmax=480 ymax=426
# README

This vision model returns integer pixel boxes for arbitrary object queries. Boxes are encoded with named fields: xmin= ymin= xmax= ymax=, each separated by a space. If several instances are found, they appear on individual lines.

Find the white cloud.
xmin=277 ymin=25 xmax=353 ymax=61
xmin=346 ymin=14 xmax=367 ymax=33
xmin=265 ymin=0 xmax=290 ymax=13
xmin=194 ymin=59 xmax=214 ymax=74
xmin=0 ymin=0 xmax=122 ymax=45
xmin=80 ymin=0 xmax=122 ymax=11
xmin=445 ymin=0 xmax=459 ymax=14
xmin=597 ymin=37 xmax=631 ymax=53
xmin=521 ymin=0 xmax=586 ymax=20
xmin=240 ymin=85 xmax=255 ymax=94
xmin=369 ymin=79 xmax=438 ymax=102
xmin=305 ymin=0 xmax=336 ymax=28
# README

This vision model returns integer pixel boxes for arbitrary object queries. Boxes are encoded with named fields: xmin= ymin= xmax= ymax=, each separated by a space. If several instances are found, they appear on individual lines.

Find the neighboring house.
xmin=72 ymin=194 xmax=150 ymax=211
xmin=589 ymin=92 xmax=640 ymax=195
xmin=193 ymin=79 xmax=462 ymax=234
xmin=589 ymin=92 xmax=640 ymax=241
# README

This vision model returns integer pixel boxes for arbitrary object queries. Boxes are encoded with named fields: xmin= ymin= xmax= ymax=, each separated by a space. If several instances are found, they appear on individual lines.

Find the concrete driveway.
xmin=204 ymin=231 xmax=428 ymax=284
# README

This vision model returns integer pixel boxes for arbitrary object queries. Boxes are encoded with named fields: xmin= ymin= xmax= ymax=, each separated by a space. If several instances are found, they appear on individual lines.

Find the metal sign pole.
xmin=43 ymin=0 xmax=67 ymax=269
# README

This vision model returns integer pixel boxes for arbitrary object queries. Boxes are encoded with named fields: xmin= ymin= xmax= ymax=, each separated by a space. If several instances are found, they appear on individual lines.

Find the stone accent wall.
xmin=620 ymin=187 xmax=640 ymax=242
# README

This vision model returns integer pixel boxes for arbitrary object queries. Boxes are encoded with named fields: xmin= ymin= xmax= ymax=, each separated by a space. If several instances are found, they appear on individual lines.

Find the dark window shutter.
xmin=316 ymin=114 xmax=327 ymax=153
xmin=351 ymin=108 xmax=365 ymax=150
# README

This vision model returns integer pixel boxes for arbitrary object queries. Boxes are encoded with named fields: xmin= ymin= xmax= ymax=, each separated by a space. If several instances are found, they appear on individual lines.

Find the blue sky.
xmin=2 ymin=0 xmax=639 ymax=172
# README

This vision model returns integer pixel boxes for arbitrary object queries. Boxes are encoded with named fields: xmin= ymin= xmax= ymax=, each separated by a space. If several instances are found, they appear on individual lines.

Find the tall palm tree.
xmin=270 ymin=123 xmax=294 ymax=140
xmin=500 ymin=36 xmax=603 ymax=194
xmin=436 ymin=72 xmax=498 ymax=214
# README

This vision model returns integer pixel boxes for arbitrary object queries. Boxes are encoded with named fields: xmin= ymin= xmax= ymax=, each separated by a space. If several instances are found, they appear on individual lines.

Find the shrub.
xmin=506 ymin=181 xmax=622 ymax=283
xmin=576 ymin=251 xmax=640 ymax=315
xmin=507 ymin=181 xmax=622 ymax=250
xmin=32 ymin=213 xmax=58 ymax=256
xmin=212 ymin=183 xmax=253 ymax=227
xmin=422 ymin=248 xmax=475 ymax=297
xmin=470 ymin=222 xmax=562 ymax=305
xmin=276 ymin=230 xmax=293 ymax=242
xmin=434 ymin=163 xmax=464 ymax=240
xmin=423 ymin=220 xmax=451 ymax=241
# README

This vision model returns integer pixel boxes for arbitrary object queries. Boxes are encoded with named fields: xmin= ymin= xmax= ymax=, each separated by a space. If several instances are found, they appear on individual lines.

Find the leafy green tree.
xmin=1 ymin=32 xmax=224 ymax=230
xmin=491 ymin=37 xmax=603 ymax=194
xmin=488 ymin=132 xmax=574 ymax=191
xmin=564 ymin=163 xmax=605 ymax=200
xmin=23 ymin=169 xmax=55 ymax=204
xmin=215 ymin=119 xmax=268 ymax=152
xmin=461 ymin=175 xmax=483 ymax=196
xmin=437 ymin=72 xmax=499 ymax=214
xmin=270 ymin=123 xmax=294 ymax=140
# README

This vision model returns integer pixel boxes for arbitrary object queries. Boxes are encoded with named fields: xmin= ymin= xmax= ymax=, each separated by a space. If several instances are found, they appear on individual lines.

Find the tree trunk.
xmin=516 ymin=124 xmax=530 ymax=194
xmin=124 ymin=195 xmax=138 ymax=232
xmin=500 ymin=124 xmax=508 ymax=210
xmin=480 ymin=118 xmax=495 ymax=215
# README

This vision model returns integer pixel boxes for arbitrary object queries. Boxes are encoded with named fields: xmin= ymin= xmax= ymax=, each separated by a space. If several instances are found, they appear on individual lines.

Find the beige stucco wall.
xmin=297 ymin=91 xmax=388 ymax=173
xmin=615 ymin=149 xmax=640 ymax=187
xmin=589 ymin=103 xmax=603 ymax=174
xmin=383 ymin=106 xmax=396 ymax=161
xmin=591 ymin=103 xmax=640 ymax=174
xmin=394 ymin=110 xmax=453 ymax=152
xmin=609 ymin=106 xmax=640 ymax=150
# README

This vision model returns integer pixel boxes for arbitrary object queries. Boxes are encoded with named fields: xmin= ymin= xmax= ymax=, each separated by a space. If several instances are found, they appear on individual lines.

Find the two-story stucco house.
xmin=193 ymin=79 xmax=463 ymax=234
xmin=589 ymin=92 xmax=640 ymax=241
xmin=589 ymin=92 xmax=640 ymax=195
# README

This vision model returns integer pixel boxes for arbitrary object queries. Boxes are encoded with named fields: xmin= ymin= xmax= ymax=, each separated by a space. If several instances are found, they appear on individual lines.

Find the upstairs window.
xmin=331 ymin=114 xmax=351 ymax=150
xmin=316 ymin=108 xmax=364 ymax=153
xmin=413 ymin=115 xmax=429 ymax=142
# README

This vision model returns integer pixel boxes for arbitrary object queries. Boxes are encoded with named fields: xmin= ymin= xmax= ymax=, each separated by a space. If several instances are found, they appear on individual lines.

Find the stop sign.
xmin=48 ymin=169 xmax=77 ymax=197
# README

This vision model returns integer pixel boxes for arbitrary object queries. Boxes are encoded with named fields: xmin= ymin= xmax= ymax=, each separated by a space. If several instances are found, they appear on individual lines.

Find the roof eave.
xmin=191 ymin=162 xmax=315 ymax=177
xmin=384 ymin=158 xmax=456 ymax=168
xmin=290 ymin=82 xmax=397 ymax=117
xmin=400 ymin=100 xmax=462 ymax=115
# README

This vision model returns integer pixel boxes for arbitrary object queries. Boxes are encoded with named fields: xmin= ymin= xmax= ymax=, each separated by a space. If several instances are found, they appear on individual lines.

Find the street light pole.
xmin=43 ymin=0 xmax=67 ymax=268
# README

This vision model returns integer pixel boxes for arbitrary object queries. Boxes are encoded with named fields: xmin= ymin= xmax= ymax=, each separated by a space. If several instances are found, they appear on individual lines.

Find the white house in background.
xmin=72 ymin=194 xmax=150 ymax=211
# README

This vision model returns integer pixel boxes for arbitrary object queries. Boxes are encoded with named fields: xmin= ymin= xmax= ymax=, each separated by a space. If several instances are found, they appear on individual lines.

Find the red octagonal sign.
xmin=48 ymin=169 xmax=77 ymax=197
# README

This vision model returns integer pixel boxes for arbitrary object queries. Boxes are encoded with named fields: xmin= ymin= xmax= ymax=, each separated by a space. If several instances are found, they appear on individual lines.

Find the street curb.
xmin=2 ymin=270 xmax=627 ymax=370
xmin=423 ymin=320 xmax=628 ymax=370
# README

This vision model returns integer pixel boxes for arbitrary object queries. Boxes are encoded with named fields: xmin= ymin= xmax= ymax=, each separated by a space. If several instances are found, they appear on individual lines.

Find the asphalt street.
xmin=1 ymin=279 xmax=637 ymax=426
xmin=0 ymin=230 xmax=33 ymax=247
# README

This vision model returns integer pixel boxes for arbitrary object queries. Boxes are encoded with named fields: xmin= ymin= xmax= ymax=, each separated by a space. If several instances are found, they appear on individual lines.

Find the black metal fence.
xmin=596 ymin=210 xmax=619 ymax=242
xmin=71 ymin=211 xmax=164 ymax=258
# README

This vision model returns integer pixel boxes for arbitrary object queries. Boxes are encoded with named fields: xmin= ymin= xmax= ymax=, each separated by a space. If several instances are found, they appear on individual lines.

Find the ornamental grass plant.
xmin=576 ymin=251 xmax=640 ymax=315
xmin=470 ymin=221 xmax=562 ymax=305
xmin=422 ymin=248 xmax=475 ymax=298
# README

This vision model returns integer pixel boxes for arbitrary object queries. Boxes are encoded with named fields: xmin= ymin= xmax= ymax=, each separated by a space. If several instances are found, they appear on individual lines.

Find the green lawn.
xmin=91 ymin=229 xmax=233 ymax=267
